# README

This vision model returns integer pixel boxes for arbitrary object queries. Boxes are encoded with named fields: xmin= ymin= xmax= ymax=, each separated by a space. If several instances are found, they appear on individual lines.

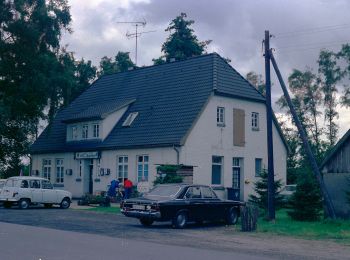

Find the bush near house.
xmin=153 ymin=165 xmax=183 ymax=185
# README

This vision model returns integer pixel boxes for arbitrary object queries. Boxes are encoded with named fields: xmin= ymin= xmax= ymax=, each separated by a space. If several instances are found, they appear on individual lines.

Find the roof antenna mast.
xmin=116 ymin=19 xmax=155 ymax=66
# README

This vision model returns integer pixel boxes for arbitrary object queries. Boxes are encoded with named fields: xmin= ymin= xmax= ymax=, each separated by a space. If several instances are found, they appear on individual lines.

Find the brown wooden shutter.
xmin=233 ymin=108 xmax=245 ymax=147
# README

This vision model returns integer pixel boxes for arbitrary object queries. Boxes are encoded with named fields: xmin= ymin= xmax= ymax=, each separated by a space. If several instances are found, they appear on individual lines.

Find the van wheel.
xmin=172 ymin=211 xmax=188 ymax=229
xmin=140 ymin=218 xmax=154 ymax=226
xmin=4 ymin=202 xmax=12 ymax=209
xmin=60 ymin=198 xmax=70 ymax=209
xmin=226 ymin=207 xmax=238 ymax=225
xmin=19 ymin=199 xmax=30 ymax=209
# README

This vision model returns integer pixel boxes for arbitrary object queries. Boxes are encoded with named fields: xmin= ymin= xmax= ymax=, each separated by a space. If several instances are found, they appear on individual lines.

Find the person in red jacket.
xmin=123 ymin=178 xmax=133 ymax=199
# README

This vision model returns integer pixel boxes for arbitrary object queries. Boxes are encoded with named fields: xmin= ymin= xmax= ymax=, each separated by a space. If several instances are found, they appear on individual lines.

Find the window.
xmin=56 ymin=159 xmax=64 ymax=183
xmin=93 ymin=124 xmax=100 ymax=138
xmin=255 ymin=158 xmax=262 ymax=177
xmin=117 ymin=156 xmax=128 ymax=180
xmin=122 ymin=112 xmax=139 ymax=127
xmin=43 ymin=159 xmax=52 ymax=181
xmin=82 ymin=124 xmax=88 ymax=139
xmin=30 ymin=180 xmax=41 ymax=189
xmin=251 ymin=112 xmax=259 ymax=130
xmin=233 ymin=108 xmax=245 ymax=146
xmin=211 ymin=156 xmax=223 ymax=185
xmin=42 ymin=180 xmax=53 ymax=189
xmin=20 ymin=180 xmax=29 ymax=188
xmin=217 ymin=107 xmax=225 ymax=126
xmin=137 ymin=155 xmax=149 ymax=182
xmin=232 ymin=158 xmax=241 ymax=189
xmin=185 ymin=186 xmax=201 ymax=199
xmin=201 ymin=186 xmax=217 ymax=199
xmin=72 ymin=125 xmax=78 ymax=140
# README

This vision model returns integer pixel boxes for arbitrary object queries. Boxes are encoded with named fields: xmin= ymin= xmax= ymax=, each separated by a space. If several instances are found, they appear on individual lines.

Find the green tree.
xmin=246 ymin=71 xmax=266 ymax=96
xmin=99 ymin=51 xmax=134 ymax=76
xmin=0 ymin=0 xmax=71 ymax=177
xmin=248 ymin=169 xmax=283 ymax=212
xmin=155 ymin=13 xmax=211 ymax=63
xmin=318 ymin=50 xmax=343 ymax=147
xmin=288 ymin=171 xmax=323 ymax=221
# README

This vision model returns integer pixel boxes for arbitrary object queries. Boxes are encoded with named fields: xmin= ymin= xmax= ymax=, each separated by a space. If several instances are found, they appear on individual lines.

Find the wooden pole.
xmin=269 ymin=50 xmax=336 ymax=219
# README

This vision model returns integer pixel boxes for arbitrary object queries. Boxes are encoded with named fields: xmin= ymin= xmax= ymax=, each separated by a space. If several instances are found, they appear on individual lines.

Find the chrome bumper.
xmin=121 ymin=209 xmax=161 ymax=219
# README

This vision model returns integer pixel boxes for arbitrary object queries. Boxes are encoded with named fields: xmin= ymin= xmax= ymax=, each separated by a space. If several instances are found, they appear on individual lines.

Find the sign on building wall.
xmin=75 ymin=151 xmax=100 ymax=159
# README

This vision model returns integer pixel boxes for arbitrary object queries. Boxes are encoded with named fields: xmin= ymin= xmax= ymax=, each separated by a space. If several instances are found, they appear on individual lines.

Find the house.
xmin=321 ymin=129 xmax=350 ymax=218
xmin=30 ymin=53 xmax=288 ymax=200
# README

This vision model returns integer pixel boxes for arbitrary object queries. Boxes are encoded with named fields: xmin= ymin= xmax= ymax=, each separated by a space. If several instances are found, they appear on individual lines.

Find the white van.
xmin=0 ymin=176 xmax=72 ymax=209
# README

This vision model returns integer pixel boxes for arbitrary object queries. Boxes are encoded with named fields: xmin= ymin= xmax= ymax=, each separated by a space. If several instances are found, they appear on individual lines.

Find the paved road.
xmin=0 ymin=207 xmax=349 ymax=260
xmin=0 ymin=222 xmax=271 ymax=260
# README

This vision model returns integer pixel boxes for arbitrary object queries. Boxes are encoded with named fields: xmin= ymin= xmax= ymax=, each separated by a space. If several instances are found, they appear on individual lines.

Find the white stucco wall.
xmin=31 ymin=147 xmax=178 ymax=198
xmin=31 ymin=95 xmax=287 ymax=201
xmin=102 ymin=106 xmax=128 ymax=140
xmin=180 ymin=95 xmax=287 ymax=200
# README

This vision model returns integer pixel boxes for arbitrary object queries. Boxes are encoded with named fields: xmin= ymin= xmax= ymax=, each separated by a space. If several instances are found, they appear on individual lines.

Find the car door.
xmin=201 ymin=186 xmax=223 ymax=220
xmin=41 ymin=180 xmax=58 ymax=203
xmin=184 ymin=186 xmax=203 ymax=221
xmin=29 ymin=180 xmax=42 ymax=203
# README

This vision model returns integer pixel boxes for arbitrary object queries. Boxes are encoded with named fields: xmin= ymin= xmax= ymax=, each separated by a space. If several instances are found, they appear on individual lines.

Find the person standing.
xmin=123 ymin=178 xmax=133 ymax=199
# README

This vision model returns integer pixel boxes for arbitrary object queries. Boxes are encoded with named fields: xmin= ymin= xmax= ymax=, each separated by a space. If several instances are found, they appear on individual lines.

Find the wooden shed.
xmin=321 ymin=129 xmax=350 ymax=218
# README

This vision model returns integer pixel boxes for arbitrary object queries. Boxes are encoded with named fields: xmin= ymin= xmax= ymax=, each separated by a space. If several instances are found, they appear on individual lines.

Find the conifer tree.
xmin=248 ymin=169 xmax=283 ymax=211
xmin=288 ymin=171 xmax=323 ymax=221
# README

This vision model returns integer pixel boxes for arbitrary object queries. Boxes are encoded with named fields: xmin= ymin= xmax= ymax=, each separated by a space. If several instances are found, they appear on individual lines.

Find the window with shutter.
xmin=233 ymin=108 xmax=245 ymax=147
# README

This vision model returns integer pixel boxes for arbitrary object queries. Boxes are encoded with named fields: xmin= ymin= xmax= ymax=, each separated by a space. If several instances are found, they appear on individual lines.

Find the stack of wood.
xmin=241 ymin=204 xmax=259 ymax=232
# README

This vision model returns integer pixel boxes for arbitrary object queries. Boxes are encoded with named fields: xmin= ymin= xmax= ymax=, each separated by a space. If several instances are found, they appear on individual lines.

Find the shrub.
xmin=248 ymin=169 xmax=283 ymax=212
xmin=288 ymin=172 xmax=323 ymax=221
xmin=153 ymin=165 xmax=183 ymax=185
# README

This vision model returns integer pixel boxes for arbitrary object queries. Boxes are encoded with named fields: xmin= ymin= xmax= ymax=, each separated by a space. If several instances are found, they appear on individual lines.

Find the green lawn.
xmin=83 ymin=206 xmax=121 ymax=214
xmin=257 ymin=209 xmax=350 ymax=244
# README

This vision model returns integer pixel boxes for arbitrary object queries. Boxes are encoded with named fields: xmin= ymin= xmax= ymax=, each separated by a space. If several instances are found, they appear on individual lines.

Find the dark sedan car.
xmin=121 ymin=184 xmax=244 ymax=228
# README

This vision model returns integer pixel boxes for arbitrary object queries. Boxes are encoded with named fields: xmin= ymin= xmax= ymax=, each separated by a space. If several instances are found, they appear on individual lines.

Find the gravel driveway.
xmin=0 ymin=206 xmax=349 ymax=260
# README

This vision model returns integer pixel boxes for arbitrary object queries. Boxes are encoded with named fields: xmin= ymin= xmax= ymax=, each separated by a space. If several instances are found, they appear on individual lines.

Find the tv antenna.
xmin=116 ymin=19 xmax=156 ymax=66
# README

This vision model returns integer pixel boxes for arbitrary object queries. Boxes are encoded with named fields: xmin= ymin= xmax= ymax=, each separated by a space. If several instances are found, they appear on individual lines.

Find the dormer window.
xmin=82 ymin=124 xmax=89 ymax=139
xmin=93 ymin=124 xmax=100 ymax=138
xmin=72 ymin=126 xmax=78 ymax=140
xmin=122 ymin=112 xmax=138 ymax=127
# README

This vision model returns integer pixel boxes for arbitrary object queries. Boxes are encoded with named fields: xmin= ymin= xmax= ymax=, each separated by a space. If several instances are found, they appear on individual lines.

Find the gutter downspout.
xmin=173 ymin=145 xmax=180 ymax=165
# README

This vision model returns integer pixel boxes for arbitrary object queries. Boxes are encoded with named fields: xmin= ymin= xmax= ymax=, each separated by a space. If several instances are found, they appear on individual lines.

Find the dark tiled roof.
xmin=30 ymin=53 xmax=268 ymax=154
xmin=62 ymin=99 xmax=136 ymax=123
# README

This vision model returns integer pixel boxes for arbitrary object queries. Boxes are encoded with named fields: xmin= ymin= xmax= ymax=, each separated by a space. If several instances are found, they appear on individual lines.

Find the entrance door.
xmin=231 ymin=158 xmax=241 ymax=201
xmin=89 ymin=160 xmax=93 ymax=194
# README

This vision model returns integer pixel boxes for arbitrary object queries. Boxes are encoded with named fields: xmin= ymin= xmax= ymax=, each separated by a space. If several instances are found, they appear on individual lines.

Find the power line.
xmin=275 ymin=23 xmax=350 ymax=39
xmin=277 ymin=40 xmax=350 ymax=50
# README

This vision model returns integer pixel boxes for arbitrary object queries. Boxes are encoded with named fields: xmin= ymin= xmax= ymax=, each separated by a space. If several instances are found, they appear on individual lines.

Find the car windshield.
xmin=144 ymin=185 xmax=182 ymax=198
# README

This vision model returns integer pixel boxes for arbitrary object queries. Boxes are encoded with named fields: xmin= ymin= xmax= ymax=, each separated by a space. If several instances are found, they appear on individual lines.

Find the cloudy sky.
xmin=62 ymin=0 xmax=350 ymax=137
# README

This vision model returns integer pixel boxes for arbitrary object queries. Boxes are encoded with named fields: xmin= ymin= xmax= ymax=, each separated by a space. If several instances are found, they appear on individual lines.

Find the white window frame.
xmin=43 ymin=159 xmax=52 ymax=181
xmin=56 ymin=159 xmax=64 ymax=183
xmin=137 ymin=155 xmax=149 ymax=182
xmin=251 ymin=112 xmax=259 ymax=131
xmin=123 ymin=112 xmax=139 ymax=127
xmin=117 ymin=156 xmax=128 ymax=180
xmin=93 ymin=123 xmax=100 ymax=138
xmin=211 ymin=156 xmax=223 ymax=185
xmin=82 ymin=124 xmax=89 ymax=139
xmin=72 ymin=125 xmax=78 ymax=140
xmin=217 ymin=107 xmax=225 ymax=126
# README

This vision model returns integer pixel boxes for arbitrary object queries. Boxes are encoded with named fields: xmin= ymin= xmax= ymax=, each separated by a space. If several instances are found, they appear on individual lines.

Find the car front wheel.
xmin=172 ymin=211 xmax=188 ymax=229
xmin=19 ymin=199 xmax=30 ymax=209
xmin=140 ymin=218 xmax=154 ymax=226
xmin=226 ymin=207 xmax=238 ymax=225
xmin=60 ymin=198 xmax=70 ymax=209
